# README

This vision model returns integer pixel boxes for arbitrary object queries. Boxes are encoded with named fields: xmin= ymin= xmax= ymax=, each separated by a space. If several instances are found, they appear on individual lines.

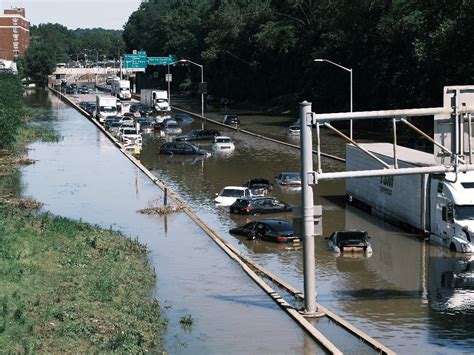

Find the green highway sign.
xmin=124 ymin=53 xmax=147 ymax=70
xmin=148 ymin=55 xmax=178 ymax=66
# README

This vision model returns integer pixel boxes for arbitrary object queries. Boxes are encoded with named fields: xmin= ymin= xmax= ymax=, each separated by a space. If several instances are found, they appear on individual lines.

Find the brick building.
xmin=0 ymin=7 xmax=30 ymax=61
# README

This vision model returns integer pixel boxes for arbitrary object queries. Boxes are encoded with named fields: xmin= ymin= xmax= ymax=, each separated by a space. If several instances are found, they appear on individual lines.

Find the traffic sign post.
xmin=165 ymin=74 xmax=172 ymax=82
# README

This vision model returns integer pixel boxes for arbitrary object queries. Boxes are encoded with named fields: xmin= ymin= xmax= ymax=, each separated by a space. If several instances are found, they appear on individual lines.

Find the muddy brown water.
xmin=21 ymin=90 xmax=474 ymax=354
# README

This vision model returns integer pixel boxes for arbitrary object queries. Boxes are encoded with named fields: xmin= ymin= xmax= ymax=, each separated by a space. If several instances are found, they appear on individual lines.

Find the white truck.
xmin=111 ymin=79 xmax=131 ymax=100
xmin=140 ymin=89 xmax=170 ymax=113
xmin=95 ymin=95 xmax=118 ymax=123
xmin=346 ymin=143 xmax=474 ymax=253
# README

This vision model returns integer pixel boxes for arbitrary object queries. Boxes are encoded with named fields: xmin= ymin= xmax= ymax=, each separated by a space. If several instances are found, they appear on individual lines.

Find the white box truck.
xmin=111 ymin=79 xmax=131 ymax=100
xmin=346 ymin=143 xmax=474 ymax=253
xmin=140 ymin=89 xmax=170 ymax=113
xmin=95 ymin=95 xmax=118 ymax=123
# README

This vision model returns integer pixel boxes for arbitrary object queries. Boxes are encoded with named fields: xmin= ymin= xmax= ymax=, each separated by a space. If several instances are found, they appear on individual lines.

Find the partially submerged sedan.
xmin=229 ymin=219 xmax=300 ymax=243
xmin=244 ymin=178 xmax=272 ymax=196
xmin=275 ymin=172 xmax=302 ymax=188
xmin=326 ymin=230 xmax=373 ymax=256
xmin=159 ymin=142 xmax=209 ymax=156
xmin=212 ymin=136 xmax=235 ymax=152
xmin=229 ymin=197 xmax=292 ymax=215
xmin=214 ymin=186 xmax=252 ymax=206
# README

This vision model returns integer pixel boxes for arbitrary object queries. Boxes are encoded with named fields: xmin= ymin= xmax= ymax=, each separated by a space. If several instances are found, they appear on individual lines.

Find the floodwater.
xmin=22 ymin=90 xmax=474 ymax=354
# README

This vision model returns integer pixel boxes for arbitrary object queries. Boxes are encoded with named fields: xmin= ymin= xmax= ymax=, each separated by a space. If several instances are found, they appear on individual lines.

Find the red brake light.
xmin=276 ymin=236 xmax=288 ymax=243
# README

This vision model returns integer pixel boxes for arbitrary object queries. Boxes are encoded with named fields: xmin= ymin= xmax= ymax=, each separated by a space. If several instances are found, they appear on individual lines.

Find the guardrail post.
xmin=300 ymin=101 xmax=317 ymax=315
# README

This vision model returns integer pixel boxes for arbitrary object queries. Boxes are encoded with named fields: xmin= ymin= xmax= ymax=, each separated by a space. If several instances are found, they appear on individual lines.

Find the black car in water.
xmin=229 ymin=219 xmax=299 ymax=243
xmin=229 ymin=197 xmax=292 ymax=215
xmin=139 ymin=105 xmax=154 ymax=117
xmin=159 ymin=142 xmax=209 ymax=156
xmin=175 ymin=129 xmax=220 ymax=142
xmin=78 ymin=85 xmax=89 ymax=94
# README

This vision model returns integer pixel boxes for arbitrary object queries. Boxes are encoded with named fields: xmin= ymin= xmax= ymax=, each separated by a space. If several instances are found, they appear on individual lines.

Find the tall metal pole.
xmin=167 ymin=64 xmax=171 ymax=107
xmin=349 ymin=68 xmax=353 ymax=140
xmin=300 ymin=101 xmax=317 ymax=315
xmin=201 ymin=65 xmax=204 ymax=129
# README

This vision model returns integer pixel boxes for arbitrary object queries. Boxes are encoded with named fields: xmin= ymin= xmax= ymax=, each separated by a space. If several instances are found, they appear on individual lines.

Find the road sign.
xmin=165 ymin=73 xmax=172 ymax=82
xmin=148 ymin=54 xmax=178 ymax=66
xmin=124 ymin=53 xmax=147 ymax=70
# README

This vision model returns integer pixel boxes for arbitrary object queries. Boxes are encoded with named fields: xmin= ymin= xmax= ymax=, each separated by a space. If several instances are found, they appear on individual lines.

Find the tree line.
xmin=21 ymin=24 xmax=125 ymax=86
xmin=123 ymin=0 xmax=474 ymax=112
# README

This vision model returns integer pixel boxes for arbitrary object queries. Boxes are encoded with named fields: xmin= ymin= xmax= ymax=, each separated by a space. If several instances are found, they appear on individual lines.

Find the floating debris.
xmin=0 ymin=156 xmax=35 ymax=165
xmin=3 ymin=197 xmax=43 ymax=209
xmin=138 ymin=205 xmax=183 ymax=215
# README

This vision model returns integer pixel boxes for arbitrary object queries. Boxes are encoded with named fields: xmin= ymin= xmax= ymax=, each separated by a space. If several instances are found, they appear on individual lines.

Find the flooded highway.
xmin=22 ymin=89 xmax=474 ymax=354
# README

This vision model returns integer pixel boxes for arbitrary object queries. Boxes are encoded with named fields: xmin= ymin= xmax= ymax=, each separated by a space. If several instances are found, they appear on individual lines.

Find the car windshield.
xmin=216 ymin=138 xmax=231 ymax=143
xmin=123 ymin=129 xmax=138 ymax=135
xmin=220 ymin=189 xmax=244 ymax=197
xmin=283 ymin=173 xmax=300 ymax=181
xmin=335 ymin=231 xmax=367 ymax=242
xmin=166 ymin=124 xmax=179 ymax=129
xmin=455 ymin=205 xmax=474 ymax=220
xmin=100 ymin=106 xmax=116 ymax=113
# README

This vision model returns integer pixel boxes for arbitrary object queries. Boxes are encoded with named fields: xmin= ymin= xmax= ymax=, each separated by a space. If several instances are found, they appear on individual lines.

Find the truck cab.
xmin=430 ymin=172 xmax=474 ymax=253
xmin=95 ymin=95 xmax=118 ymax=123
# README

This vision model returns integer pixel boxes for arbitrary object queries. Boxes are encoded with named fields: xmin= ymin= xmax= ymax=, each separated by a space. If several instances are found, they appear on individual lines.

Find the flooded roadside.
xmin=21 ymin=89 xmax=474 ymax=353
xmin=20 ymin=90 xmax=325 ymax=354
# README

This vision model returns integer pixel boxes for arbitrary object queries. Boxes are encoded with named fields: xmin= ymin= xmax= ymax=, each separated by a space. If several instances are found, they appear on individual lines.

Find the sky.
xmin=0 ymin=0 xmax=142 ymax=30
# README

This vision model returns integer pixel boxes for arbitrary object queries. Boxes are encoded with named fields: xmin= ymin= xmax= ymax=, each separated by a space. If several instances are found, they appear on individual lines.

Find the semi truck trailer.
xmin=346 ymin=143 xmax=474 ymax=253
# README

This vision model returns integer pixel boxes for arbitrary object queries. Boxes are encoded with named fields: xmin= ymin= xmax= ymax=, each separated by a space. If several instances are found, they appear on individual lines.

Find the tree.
xmin=23 ymin=43 xmax=56 ymax=86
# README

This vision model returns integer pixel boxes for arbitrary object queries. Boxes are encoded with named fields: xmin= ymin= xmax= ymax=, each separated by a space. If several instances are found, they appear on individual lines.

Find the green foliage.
xmin=0 ymin=205 xmax=165 ymax=352
xmin=123 ymin=0 xmax=474 ymax=111
xmin=23 ymin=24 xmax=125 ymax=85
xmin=23 ymin=43 xmax=56 ymax=86
xmin=0 ymin=73 xmax=24 ymax=149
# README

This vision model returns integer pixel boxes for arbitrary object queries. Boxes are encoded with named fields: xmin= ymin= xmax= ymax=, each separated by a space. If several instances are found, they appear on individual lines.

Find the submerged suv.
xmin=229 ymin=197 xmax=292 ymax=215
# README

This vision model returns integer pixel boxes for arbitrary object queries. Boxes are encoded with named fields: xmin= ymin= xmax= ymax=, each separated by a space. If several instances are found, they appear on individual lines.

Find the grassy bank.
xmin=0 ymin=205 xmax=164 ymax=352
xmin=0 ymin=76 xmax=166 ymax=352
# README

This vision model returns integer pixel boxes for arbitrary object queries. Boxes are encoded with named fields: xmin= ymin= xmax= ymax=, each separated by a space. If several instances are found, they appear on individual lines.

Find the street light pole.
xmin=168 ymin=59 xmax=205 ymax=129
xmin=314 ymin=59 xmax=353 ymax=139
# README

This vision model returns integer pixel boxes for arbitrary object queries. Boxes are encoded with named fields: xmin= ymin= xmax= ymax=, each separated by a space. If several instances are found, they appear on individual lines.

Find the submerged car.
xmin=287 ymin=123 xmax=301 ymax=136
xmin=214 ymin=186 xmax=253 ymax=206
xmin=223 ymin=114 xmax=240 ymax=127
xmin=175 ymin=129 xmax=220 ymax=142
xmin=139 ymin=105 xmax=154 ymax=117
xmin=159 ymin=142 xmax=209 ymax=156
xmin=136 ymin=118 xmax=154 ymax=134
xmin=229 ymin=197 xmax=292 ymax=215
xmin=173 ymin=112 xmax=194 ymax=125
xmin=275 ymin=172 xmax=302 ymax=188
xmin=78 ymin=85 xmax=89 ymax=94
xmin=326 ymin=230 xmax=373 ymax=256
xmin=212 ymin=136 xmax=235 ymax=152
xmin=244 ymin=178 xmax=272 ymax=196
xmin=104 ymin=116 xmax=121 ymax=129
xmin=229 ymin=219 xmax=300 ymax=243
xmin=161 ymin=119 xmax=182 ymax=135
